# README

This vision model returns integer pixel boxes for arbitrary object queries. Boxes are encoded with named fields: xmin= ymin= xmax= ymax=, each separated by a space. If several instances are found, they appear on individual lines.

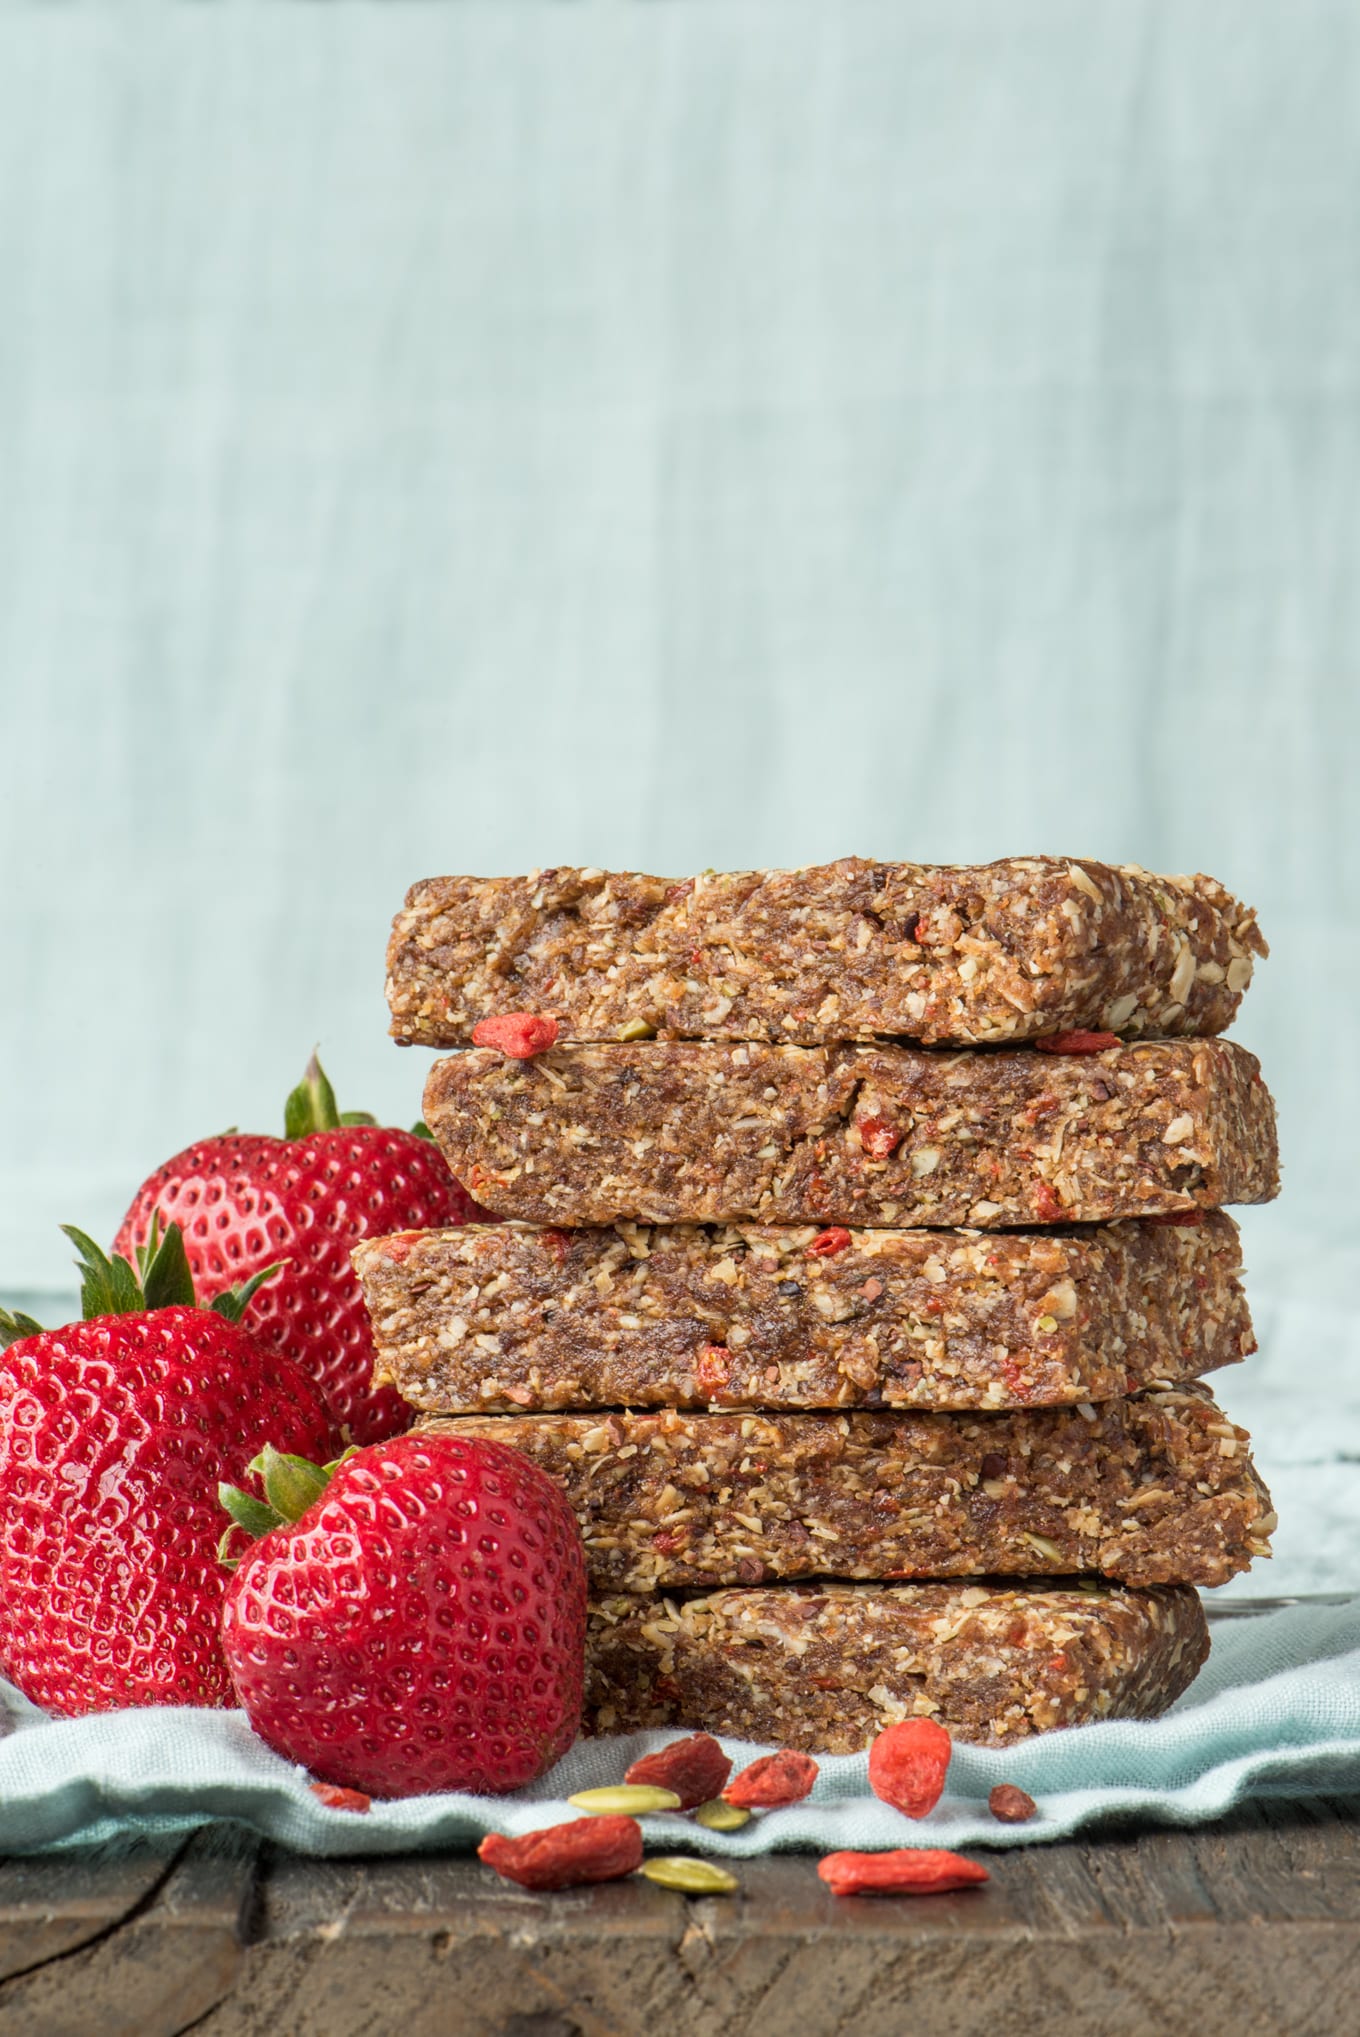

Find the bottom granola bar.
xmin=584 ymin=1580 xmax=1208 ymax=1749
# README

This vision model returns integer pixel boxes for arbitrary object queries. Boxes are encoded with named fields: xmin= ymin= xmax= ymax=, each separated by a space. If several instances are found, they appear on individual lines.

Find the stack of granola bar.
xmin=357 ymin=859 xmax=1280 ymax=1750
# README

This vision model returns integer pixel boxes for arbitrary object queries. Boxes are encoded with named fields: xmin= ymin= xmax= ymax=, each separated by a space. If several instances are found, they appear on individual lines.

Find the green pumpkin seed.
xmin=567 ymin=1785 xmax=682 ymax=1815
xmin=640 ymin=1857 xmax=739 ymax=1895
xmin=694 ymin=1798 xmax=751 ymax=1831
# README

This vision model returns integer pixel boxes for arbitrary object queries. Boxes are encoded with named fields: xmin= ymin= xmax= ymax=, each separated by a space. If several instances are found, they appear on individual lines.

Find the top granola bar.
xmin=387 ymin=858 xmax=1265 ymax=1048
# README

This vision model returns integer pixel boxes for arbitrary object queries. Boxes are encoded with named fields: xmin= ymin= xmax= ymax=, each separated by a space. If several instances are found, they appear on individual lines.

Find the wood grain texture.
xmin=1 ymin=1804 xmax=1353 ymax=2037
xmin=0 ymin=1827 xmax=260 ymax=2037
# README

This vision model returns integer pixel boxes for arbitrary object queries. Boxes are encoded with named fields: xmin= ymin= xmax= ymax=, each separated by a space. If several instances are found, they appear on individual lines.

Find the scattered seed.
xmin=567 ymin=1785 xmax=682 ymax=1816
xmin=640 ymin=1857 xmax=739 ymax=1895
xmin=694 ymin=1798 xmax=752 ymax=1832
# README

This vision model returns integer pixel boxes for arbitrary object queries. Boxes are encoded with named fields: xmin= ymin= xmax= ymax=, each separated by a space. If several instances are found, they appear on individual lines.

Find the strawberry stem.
xmin=0 ymin=1307 xmax=44 ymax=1351
xmin=216 ymin=1442 xmax=357 ymax=1566
xmin=64 ymin=1221 xmax=192 ymax=1317
xmin=250 ymin=1442 xmax=332 ymax=1520
xmin=283 ymin=1051 xmax=380 ymax=1137
xmin=210 ymin=1262 xmax=286 ymax=1325
xmin=284 ymin=1051 xmax=343 ymax=1137
xmin=31 ymin=1219 xmax=288 ymax=1325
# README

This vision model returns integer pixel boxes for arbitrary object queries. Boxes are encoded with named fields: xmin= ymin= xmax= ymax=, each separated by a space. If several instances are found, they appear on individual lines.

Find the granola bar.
xmin=421 ymin=1387 xmax=1274 ymax=1592
xmin=357 ymin=1212 xmax=1253 ymax=1414
xmin=422 ymin=1038 xmax=1279 ymax=1228
xmin=584 ymin=1580 xmax=1209 ymax=1748
xmin=388 ymin=859 xmax=1264 ymax=1048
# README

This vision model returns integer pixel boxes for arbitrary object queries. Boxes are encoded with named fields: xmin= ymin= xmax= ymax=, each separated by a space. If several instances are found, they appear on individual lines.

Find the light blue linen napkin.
xmin=0 ymin=1597 xmax=1355 ymax=1857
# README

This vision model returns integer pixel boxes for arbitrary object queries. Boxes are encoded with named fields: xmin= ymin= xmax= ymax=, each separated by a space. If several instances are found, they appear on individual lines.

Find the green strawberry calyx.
xmin=0 ymin=1216 xmax=285 ymax=1351
xmin=217 ymin=1441 xmax=358 ymax=1567
xmin=284 ymin=1049 xmax=378 ymax=1137
xmin=283 ymin=1046 xmax=434 ymax=1142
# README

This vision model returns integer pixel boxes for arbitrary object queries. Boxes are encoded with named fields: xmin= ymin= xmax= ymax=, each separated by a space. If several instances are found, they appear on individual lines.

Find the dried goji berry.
xmin=695 ymin=1343 xmax=732 ymax=1397
xmin=650 ymin=1528 xmax=688 ymax=1556
xmin=625 ymin=1733 xmax=732 ymax=1810
xmin=1033 ymin=1030 xmax=1119 ymax=1055
xmin=1148 ymin=1209 xmax=1204 ymax=1227
xmin=1032 ymin=1180 xmax=1065 ymax=1222
xmin=541 ymin=1228 xmax=573 ymax=1261
xmin=867 ymin=1717 xmax=952 ymax=1820
xmin=818 ymin=1849 xmax=988 ymax=1898
xmin=477 ymin=1816 xmax=643 ymax=1892
xmin=988 ymin=1783 xmax=1037 ymax=1824
xmin=309 ymin=1782 xmax=371 ymax=1814
xmin=723 ymin=1749 xmax=818 ymax=1809
xmin=858 ymin=1117 xmax=902 ymax=1159
xmin=807 ymin=1228 xmax=852 ymax=1257
xmin=471 ymin=1012 xmax=560 ymax=1059
xmin=1000 ymin=1356 xmax=1033 ymax=1398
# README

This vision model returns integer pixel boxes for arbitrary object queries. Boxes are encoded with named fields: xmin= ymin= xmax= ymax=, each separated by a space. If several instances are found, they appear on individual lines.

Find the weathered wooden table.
xmin=0 ymin=1798 xmax=1354 ymax=2037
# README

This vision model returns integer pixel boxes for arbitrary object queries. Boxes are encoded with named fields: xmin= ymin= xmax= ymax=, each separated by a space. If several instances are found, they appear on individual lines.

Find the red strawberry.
xmin=0 ymin=1223 xmax=334 ymax=1716
xmin=114 ymin=1052 xmax=491 ymax=1446
xmin=220 ymin=1432 xmax=587 ymax=1798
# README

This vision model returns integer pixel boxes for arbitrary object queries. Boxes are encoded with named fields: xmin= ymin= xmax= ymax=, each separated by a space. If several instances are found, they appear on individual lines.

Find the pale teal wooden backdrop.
xmin=1 ymin=1 xmax=1356 ymax=1307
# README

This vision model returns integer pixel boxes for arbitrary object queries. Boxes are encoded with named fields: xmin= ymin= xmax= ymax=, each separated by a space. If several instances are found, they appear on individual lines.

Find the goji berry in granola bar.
xmin=818 ymin=1849 xmax=988 ymax=1898
xmin=723 ymin=1748 xmax=818 ymax=1809
xmin=625 ymin=1732 xmax=732 ymax=1810
xmin=1034 ymin=1030 xmax=1119 ymax=1054
xmin=867 ymin=1717 xmax=952 ymax=1820
xmin=988 ymin=1783 xmax=1037 ymax=1824
xmin=1032 ymin=1180 xmax=1065 ymax=1222
xmin=858 ymin=1117 xmax=902 ymax=1159
xmin=471 ymin=1012 xmax=560 ymax=1059
xmin=477 ymin=1815 xmax=643 ymax=1891
xmin=695 ymin=1343 xmax=731 ymax=1396
xmin=807 ymin=1227 xmax=852 ymax=1257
